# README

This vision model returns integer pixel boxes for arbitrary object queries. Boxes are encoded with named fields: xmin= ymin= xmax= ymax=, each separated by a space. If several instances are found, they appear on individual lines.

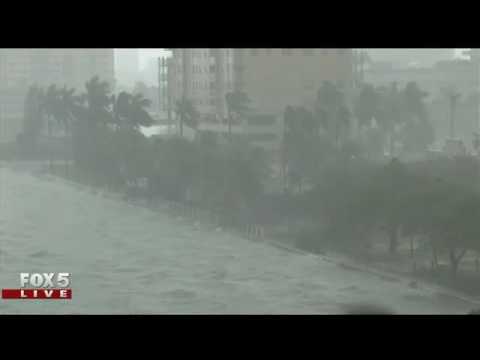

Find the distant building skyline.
xmin=120 ymin=49 xmax=468 ymax=87
xmin=366 ymin=49 xmax=456 ymax=68
xmin=0 ymin=49 xmax=115 ymax=142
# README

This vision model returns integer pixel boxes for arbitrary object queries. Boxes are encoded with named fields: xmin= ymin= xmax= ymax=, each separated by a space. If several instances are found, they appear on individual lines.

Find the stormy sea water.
xmin=0 ymin=163 xmax=477 ymax=314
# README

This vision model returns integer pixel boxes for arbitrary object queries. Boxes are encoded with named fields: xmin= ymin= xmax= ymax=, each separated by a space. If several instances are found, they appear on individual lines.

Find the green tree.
xmin=225 ymin=90 xmax=250 ymax=138
xmin=175 ymin=98 xmax=199 ymax=137
xmin=21 ymin=85 xmax=46 ymax=153
xmin=354 ymin=84 xmax=380 ymax=129
xmin=399 ymin=82 xmax=434 ymax=152
xmin=283 ymin=106 xmax=328 ymax=192
xmin=84 ymin=76 xmax=113 ymax=126
xmin=113 ymin=92 xmax=154 ymax=129
xmin=71 ymin=76 xmax=114 ymax=181
xmin=316 ymin=81 xmax=350 ymax=147
xmin=377 ymin=83 xmax=404 ymax=156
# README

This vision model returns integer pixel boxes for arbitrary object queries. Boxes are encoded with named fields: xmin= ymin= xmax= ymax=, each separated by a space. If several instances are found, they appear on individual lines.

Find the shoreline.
xmin=16 ymin=163 xmax=480 ymax=311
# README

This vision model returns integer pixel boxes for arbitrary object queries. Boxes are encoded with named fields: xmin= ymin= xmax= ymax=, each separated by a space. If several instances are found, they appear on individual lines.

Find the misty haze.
xmin=1 ymin=48 xmax=480 ymax=314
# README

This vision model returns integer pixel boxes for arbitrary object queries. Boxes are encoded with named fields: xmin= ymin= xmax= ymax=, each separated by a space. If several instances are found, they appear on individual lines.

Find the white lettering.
xmin=57 ymin=273 xmax=70 ymax=288
xmin=42 ymin=273 xmax=55 ymax=287
xmin=20 ymin=273 xmax=29 ymax=288
xmin=30 ymin=274 xmax=43 ymax=287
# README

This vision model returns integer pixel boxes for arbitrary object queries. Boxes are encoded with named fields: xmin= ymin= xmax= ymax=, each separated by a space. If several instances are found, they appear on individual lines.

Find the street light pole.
xmin=448 ymin=90 xmax=460 ymax=139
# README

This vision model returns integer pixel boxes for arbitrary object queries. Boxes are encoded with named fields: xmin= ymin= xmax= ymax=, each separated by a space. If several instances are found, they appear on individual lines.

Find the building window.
xmin=303 ymin=49 xmax=314 ymax=56
xmin=282 ymin=49 xmax=293 ymax=56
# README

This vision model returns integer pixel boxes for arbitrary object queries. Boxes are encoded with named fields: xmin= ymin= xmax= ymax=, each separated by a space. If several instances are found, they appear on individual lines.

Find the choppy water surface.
xmin=0 ymin=165 xmax=476 ymax=314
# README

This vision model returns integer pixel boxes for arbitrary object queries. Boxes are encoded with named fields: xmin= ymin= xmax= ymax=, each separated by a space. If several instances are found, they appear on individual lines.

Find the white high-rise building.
xmin=167 ymin=49 xmax=234 ymax=121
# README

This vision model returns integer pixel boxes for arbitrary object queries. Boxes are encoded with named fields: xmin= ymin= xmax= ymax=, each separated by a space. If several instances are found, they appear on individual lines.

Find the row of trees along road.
xmin=282 ymin=81 xmax=480 ymax=284
xmin=283 ymin=81 xmax=436 ymax=193
xmin=19 ymin=78 xmax=269 ymax=227
xmin=19 ymin=77 xmax=480 ymax=286
xmin=301 ymin=156 xmax=480 ymax=280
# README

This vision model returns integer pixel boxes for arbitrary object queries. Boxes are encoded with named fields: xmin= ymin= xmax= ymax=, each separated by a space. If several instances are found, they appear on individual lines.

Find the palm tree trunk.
xmin=389 ymin=130 xmax=395 ymax=157
xmin=449 ymin=248 xmax=466 ymax=280
xmin=432 ymin=245 xmax=439 ymax=270
xmin=47 ymin=119 xmax=53 ymax=173
xmin=388 ymin=222 xmax=398 ymax=255
xmin=179 ymin=114 xmax=184 ymax=137
xmin=65 ymin=128 xmax=70 ymax=179
xmin=335 ymin=122 xmax=339 ymax=149
xmin=228 ymin=113 xmax=232 ymax=140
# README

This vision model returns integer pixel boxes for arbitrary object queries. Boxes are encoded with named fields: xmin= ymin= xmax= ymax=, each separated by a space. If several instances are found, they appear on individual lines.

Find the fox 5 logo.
xmin=20 ymin=273 xmax=71 ymax=288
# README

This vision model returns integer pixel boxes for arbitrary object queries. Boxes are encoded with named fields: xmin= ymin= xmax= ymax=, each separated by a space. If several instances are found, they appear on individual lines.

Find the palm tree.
xmin=43 ymin=85 xmax=61 ymax=172
xmin=354 ymin=84 xmax=379 ymax=130
xmin=376 ymin=83 xmax=404 ymax=156
xmin=113 ymin=91 xmax=154 ymax=130
xmin=68 ymin=77 xmax=113 ymax=183
xmin=112 ymin=92 xmax=130 ymax=127
xmin=130 ymin=93 xmax=154 ymax=128
xmin=57 ymin=87 xmax=74 ymax=126
xmin=84 ymin=76 xmax=113 ymax=126
xmin=44 ymin=85 xmax=58 ymax=137
xmin=400 ymin=82 xmax=433 ymax=153
xmin=175 ymin=98 xmax=198 ymax=137
xmin=57 ymin=86 xmax=78 ymax=178
xmin=22 ymin=85 xmax=46 ymax=151
xmin=336 ymin=105 xmax=351 ymax=148
xmin=316 ymin=81 xmax=349 ymax=146
xmin=225 ymin=91 xmax=250 ymax=138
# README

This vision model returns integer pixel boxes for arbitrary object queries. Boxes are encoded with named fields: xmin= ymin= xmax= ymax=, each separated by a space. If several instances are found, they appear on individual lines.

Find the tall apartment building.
xmin=233 ymin=48 xmax=355 ymax=114
xmin=166 ymin=49 xmax=354 ymax=151
xmin=167 ymin=48 xmax=354 ymax=119
xmin=167 ymin=49 xmax=234 ymax=121
xmin=0 ymin=48 xmax=115 ymax=142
